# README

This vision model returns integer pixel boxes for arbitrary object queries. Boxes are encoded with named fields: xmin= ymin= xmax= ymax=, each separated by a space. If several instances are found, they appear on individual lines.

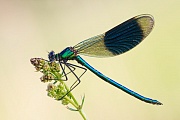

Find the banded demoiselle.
xmin=48 ymin=14 xmax=162 ymax=105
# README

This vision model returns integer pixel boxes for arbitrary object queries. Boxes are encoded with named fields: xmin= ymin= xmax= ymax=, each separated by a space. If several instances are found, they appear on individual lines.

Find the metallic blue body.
xmin=75 ymin=55 xmax=162 ymax=105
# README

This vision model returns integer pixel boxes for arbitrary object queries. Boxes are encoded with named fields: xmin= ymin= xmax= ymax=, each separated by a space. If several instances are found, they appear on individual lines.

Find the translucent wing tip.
xmin=134 ymin=14 xmax=154 ymax=40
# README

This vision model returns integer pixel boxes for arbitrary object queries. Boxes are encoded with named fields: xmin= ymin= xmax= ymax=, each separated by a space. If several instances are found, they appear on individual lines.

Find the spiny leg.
xmin=66 ymin=62 xmax=87 ymax=79
xmin=58 ymin=62 xmax=87 ymax=100
xmin=59 ymin=61 xmax=76 ymax=79
xmin=66 ymin=62 xmax=87 ymax=90
xmin=44 ymin=61 xmax=76 ymax=83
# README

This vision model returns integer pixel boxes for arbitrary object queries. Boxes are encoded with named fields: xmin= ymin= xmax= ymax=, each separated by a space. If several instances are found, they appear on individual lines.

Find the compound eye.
xmin=48 ymin=51 xmax=55 ymax=62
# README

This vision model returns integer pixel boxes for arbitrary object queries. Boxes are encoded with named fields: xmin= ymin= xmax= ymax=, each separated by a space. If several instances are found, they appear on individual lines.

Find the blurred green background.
xmin=0 ymin=0 xmax=180 ymax=120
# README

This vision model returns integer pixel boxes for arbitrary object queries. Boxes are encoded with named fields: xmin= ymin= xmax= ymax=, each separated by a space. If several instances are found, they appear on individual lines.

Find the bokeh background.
xmin=0 ymin=0 xmax=180 ymax=120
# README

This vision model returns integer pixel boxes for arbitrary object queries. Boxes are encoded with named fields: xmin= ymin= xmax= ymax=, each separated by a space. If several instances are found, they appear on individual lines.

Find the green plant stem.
xmin=79 ymin=109 xmax=87 ymax=120
xmin=54 ymin=71 xmax=87 ymax=120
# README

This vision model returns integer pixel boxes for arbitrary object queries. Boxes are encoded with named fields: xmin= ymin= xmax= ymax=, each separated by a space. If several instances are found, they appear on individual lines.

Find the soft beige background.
xmin=0 ymin=0 xmax=179 ymax=120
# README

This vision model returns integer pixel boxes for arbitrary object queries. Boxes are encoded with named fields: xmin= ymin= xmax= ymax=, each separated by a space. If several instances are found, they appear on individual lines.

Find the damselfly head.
xmin=48 ymin=51 xmax=55 ymax=62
